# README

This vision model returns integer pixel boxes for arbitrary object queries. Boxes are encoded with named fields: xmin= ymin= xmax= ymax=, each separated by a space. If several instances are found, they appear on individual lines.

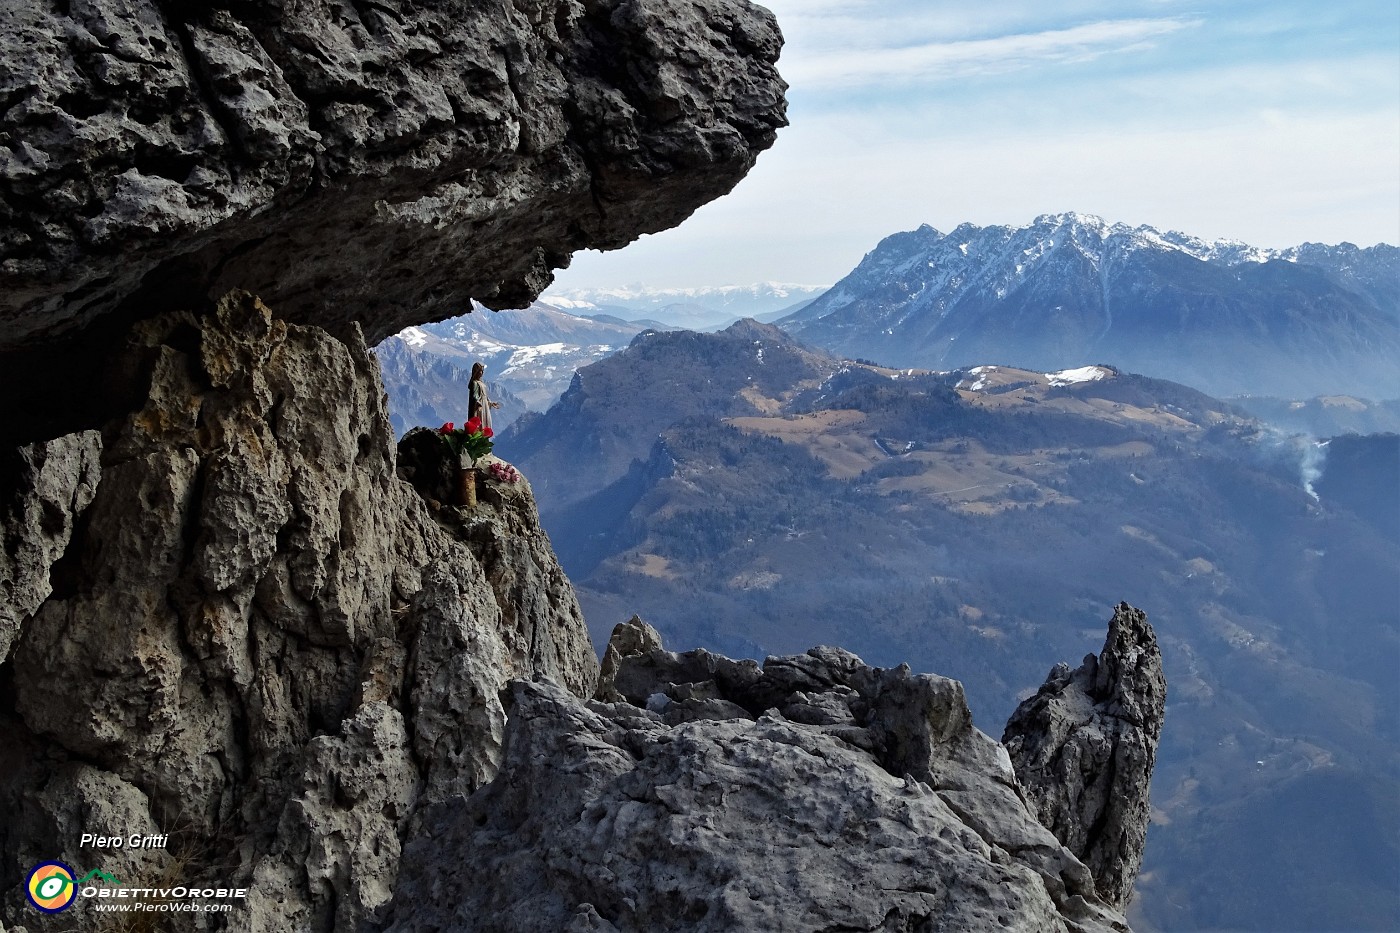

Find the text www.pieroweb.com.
xmin=92 ymin=901 xmax=234 ymax=913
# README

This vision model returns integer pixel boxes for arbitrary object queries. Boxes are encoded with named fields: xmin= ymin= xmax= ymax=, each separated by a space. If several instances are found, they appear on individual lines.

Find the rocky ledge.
xmin=380 ymin=613 xmax=1164 ymax=932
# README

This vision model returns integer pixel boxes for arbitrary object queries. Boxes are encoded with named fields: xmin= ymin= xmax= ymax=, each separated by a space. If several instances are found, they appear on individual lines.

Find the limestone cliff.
xmin=0 ymin=292 xmax=599 ymax=931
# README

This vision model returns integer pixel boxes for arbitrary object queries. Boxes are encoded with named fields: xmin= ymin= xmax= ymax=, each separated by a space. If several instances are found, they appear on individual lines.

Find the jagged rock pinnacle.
xmin=1002 ymin=602 xmax=1168 ymax=909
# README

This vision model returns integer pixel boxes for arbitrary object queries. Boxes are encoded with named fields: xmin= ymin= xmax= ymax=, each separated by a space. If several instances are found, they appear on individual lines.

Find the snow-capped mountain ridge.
xmin=374 ymin=301 xmax=657 ymax=422
xmin=542 ymin=282 xmax=830 ymax=329
xmin=888 ymin=213 xmax=1378 ymax=290
xmin=781 ymin=214 xmax=1400 ymax=399
xmin=962 ymin=213 xmax=1337 ymax=266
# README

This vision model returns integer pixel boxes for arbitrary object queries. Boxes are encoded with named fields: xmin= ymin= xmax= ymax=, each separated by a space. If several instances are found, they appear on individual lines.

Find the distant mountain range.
xmin=374 ymin=301 xmax=656 ymax=433
xmin=500 ymin=320 xmax=1400 ymax=933
xmin=780 ymin=213 xmax=1399 ymax=399
xmin=374 ymin=336 xmax=529 ymax=436
xmin=377 ymin=216 xmax=1396 ymax=435
xmin=543 ymin=282 xmax=828 ymax=331
xmin=373 ymin=289 xmax=829 ymax=434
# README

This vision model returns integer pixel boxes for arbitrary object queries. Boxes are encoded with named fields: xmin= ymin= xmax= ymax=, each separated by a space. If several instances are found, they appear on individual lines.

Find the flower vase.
xmin=455 ymin=467 xmax=478 ymax=507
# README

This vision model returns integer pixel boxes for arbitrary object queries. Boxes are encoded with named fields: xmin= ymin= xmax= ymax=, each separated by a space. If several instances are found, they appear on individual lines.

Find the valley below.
xmin=370 ymin=218 xmax=1400 ymax=930
xmin=498 ymin=320 xmax=1400 ymax=932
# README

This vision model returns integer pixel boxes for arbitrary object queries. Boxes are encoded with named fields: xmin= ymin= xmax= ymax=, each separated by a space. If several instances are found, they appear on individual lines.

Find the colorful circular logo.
xmin=26 ymin=861 xmax=77 ymax=913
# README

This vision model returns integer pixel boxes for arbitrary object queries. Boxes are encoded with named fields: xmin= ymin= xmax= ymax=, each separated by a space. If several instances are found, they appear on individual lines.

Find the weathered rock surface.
xmin=399 ymin=430 xmax=599 ymax=696
xmin=0 ymin=432 xmax=101 ymax=663
xmin=0 ymin=0 xmax=786 ymax=356
xmin=1002 ymin=602 xmax=1167 ymax=910
xmin=382 ymin=617 xmax=1136 ymax=933
xmin=0 ymin=291 xmax=597 ymax=932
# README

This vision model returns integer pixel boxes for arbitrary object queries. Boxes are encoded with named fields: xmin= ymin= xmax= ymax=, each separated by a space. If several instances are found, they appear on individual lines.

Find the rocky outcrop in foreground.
xmin=1003 ymin=602 xmax=1168 ymax=909
xmin=382 ymin=616 xmax=1162 ymax=932
xmin=0 ymin=292 xmax=598 ymax=932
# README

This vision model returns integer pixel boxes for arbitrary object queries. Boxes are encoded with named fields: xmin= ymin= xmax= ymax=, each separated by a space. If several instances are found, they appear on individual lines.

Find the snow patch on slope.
xmin=958 ymin=366 xmax=995 ymax=392
xmin=1047 ymin=365 xmax=1112 ymax=386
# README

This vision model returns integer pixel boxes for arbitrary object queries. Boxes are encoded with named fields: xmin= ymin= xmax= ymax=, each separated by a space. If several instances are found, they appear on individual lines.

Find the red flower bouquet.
xmin=437 ymin=417 xmax=494 ymax=467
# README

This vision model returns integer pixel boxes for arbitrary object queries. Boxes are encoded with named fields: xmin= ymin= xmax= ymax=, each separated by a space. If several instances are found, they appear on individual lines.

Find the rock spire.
xmin=1002 ymin=602 xmax=1168 ymax=908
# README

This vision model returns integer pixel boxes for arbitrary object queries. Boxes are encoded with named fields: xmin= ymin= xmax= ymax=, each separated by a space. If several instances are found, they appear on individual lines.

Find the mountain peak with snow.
xmin=780 ymin=216 xmax=1400 ymax=399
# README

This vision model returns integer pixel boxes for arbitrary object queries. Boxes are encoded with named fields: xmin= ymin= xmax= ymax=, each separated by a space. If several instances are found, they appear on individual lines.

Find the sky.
xmin=549 ymin=0 xmax=1400 ymax=291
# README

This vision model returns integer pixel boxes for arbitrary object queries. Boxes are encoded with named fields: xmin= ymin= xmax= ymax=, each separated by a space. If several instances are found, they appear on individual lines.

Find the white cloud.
xmin=780 ymin=17 xmax=1201 ymax=88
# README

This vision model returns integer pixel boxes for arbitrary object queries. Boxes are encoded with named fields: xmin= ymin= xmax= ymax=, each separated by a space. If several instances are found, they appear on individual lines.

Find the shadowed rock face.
xmin=0 ymin=0 xmax=787 ymax=442
xmin=382 ymin=617 xmax=1137 ymax=933
xmin=0 ymin=292 xmax=598 ymax=932
xmin=1002 ymin=602 xmax=1167 ymax=910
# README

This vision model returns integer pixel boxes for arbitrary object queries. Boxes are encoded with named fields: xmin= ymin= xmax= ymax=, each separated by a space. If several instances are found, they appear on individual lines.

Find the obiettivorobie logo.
xmin=25 ymin=859 xmax=247 ymax=915
xmin=25 ymin=864 xmax=123 ymax=913
xmin=25 ymin=861 xmax=81 ymax=913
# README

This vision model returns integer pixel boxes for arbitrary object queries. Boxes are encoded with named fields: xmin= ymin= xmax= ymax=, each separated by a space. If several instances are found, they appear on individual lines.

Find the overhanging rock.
xmin=0 ymin=0 xmax=787 ymax=439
